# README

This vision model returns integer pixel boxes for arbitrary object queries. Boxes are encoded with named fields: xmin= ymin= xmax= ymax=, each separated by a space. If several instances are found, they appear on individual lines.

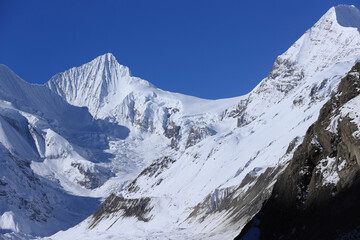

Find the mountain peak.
xmin=87 ymin=52 xmax=130 ymax=76
xmin=46 ymin=53 xmax=154 ymax=118
xmin=333 ymin=5 xmax=360 ymax=30
xmin=92 ymin=52 xmax=118 ymax=65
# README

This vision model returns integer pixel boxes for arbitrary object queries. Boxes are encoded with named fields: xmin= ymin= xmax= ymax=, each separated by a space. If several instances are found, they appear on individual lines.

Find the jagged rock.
xmin=70 ymin=162 xmax=108 ymax=189
xmin=164 ymin=120 xmax=180 ymax=149
xmin=89 ymin=193 xmax=152 ymax=229
xmin=125 ymin=156 xmax=175 ymax=193
xmin=186 ymin=167 xmax=281 ymax=230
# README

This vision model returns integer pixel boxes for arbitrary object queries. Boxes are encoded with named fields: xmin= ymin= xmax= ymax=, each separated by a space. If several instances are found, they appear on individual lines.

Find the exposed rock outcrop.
xmin=89 ymin=193 xmax=152 ymax=229
xmin=125 ymin=156 xmax=176 ymax=193
xmin=186 ymin=125 xmax=216 ymax=148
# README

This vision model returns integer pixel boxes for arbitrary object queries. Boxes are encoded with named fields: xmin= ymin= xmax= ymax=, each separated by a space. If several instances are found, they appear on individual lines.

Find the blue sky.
xmin=0 ymin=0 xmax=358 ymax=99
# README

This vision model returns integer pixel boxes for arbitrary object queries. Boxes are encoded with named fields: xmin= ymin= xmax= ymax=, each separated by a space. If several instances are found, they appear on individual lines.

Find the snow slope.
xmin=46 ymin=5 xmax=360 ymax=240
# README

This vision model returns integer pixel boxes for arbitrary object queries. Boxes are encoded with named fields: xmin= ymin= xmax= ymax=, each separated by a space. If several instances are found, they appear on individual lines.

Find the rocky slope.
xmin=237 ymin=62 xmax=360 ymax=239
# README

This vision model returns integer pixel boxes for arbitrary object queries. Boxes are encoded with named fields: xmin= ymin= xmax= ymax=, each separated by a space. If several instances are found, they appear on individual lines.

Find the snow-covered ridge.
xmin=0 ymin=64 xmax=70 ymax=119
xmin=47 ymin=53 xmax=153 ymax=118
xmin=223 ymin=4 xmax=360 ymax=128
xmin=253 ymin=5 xmax=360 ymax=100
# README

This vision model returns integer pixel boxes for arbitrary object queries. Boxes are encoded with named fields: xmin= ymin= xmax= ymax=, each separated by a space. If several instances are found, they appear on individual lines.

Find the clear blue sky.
xmin=0 ymin=0 xmax=358 ymax=99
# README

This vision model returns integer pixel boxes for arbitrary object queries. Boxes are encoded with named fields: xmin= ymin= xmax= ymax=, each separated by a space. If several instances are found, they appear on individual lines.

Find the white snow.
xmin=316 ymin=157 xmax=340 ymax=186
xmin=0 ymin=212 xmax=19 ymax=233
xmin=340 ymin=94 xmax=360 ymax=138
xmin=338 ymin=157 xmax=346 ymax=171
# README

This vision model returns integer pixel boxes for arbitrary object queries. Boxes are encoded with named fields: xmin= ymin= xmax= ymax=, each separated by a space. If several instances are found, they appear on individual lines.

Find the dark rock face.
xmin=164 ymin=120 xmax=180 ymax=149
xmin=222 ymin=99 xmax=248 ymax=118
xmin=237 ymin=62 xmax=360 ymax=239
xmin=89 ymin=193 xmax=152 ymax=229
xmin=71 ymin=162 xmax=111 ymax=190
xmin=237 ymin=113 xmax=254 ymax=128
xmin=186 ymin=167 xmax=281 ymax=226
xmin=163 ymin=108 xmax=181 ymax=149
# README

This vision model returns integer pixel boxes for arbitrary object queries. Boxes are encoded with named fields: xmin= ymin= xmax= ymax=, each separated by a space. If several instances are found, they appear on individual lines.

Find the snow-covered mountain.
xmin=1 ymin=4 xmax=360 ymax=240
xmin=49 ymin=5 xmax=360 ymax=239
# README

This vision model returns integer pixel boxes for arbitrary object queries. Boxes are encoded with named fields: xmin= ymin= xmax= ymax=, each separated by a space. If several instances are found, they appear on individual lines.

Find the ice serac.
xmin=49 ymin=5 xmax=360 ymax=240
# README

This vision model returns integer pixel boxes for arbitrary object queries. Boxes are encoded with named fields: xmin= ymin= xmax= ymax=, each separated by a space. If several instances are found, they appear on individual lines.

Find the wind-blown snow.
xmin=316 ymin=157 xmax=340 ymax=186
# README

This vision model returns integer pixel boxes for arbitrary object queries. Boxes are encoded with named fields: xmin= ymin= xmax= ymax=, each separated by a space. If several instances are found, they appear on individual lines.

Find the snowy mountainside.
xmin=49 ymin=5 xmax=360 ymax=240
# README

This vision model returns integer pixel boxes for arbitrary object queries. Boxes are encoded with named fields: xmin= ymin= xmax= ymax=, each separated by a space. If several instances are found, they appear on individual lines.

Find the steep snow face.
xmin=46 ymin=53 xmax=153 ymax=119
xmin=0 ymin=105 xmax=101 ymax=237
xmin=286 ymin=5 xmax=360 ymax=76
xmin=50 ymin=5 xmax=360 ymax=240
xmin=278 ymin=5 xmax=360 ymax=78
